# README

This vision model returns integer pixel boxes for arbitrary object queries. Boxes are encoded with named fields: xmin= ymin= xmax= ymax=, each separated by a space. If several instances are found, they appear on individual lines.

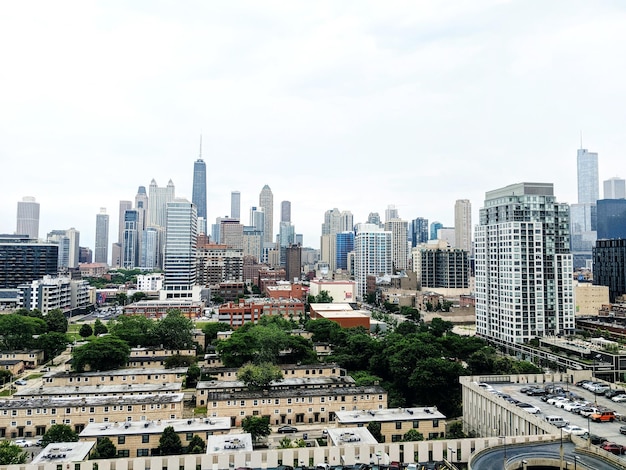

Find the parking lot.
xmin=485 ymin=380 xmax=626 ymax=457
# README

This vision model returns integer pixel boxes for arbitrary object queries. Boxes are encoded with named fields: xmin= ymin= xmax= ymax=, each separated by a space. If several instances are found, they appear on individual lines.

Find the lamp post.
xmin=574 ymin=456 xmax=579 ymax=470
xmin=375 ymin=451 xmax=382 ymax=469
xmin=447 ymin=447 xmax=456 ymax=462
xmin=560 ymin=427 xmax=564 ymax=470
xmin=521 ymin=459 xmax=528 ymax=470
xmin=586 ymin=414 xmax=591 ymax=448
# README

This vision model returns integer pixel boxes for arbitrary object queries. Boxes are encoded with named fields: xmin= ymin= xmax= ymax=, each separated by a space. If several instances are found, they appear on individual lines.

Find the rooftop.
xmin=44 ymin=367 xmax=187 ymax=379
xmin=335 ymin=407 xmax=446 ymax=423
xmin=207 ymin=433 xmax=253 ymax=453
xmin=0 ymin=393 xmax=184 ymax=409
xmin=31 ymin=442 xmax=95 ymax=464
xmin=200 ymin=385 xmax=385 ymax=400
xmin=80 ymin=417 xmax=231 ymax=437
xmin=197 ymin=375 xmax=355 ymax=391
xmin=15 ymin=382 xmax=182 ymax=397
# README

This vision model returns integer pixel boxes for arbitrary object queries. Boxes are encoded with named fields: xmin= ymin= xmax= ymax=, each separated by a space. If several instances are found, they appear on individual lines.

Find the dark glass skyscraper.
xmin=192 ymin=158 xmax=207 ymax=220
xmin=597 ymin=199 xmax=626 ymax=240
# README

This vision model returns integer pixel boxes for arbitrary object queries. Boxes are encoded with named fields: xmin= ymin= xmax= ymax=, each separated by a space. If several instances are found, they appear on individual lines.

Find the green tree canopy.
xmin=108 ymin=315 xmax=157 ymax=347
xmin=237 ymin=362 xmax=283 ymax=390
xmin=308 ymin=290 xmax=333 ymax=304
xmin=241 ymin=415 xmax=271 ymax=442
xmin=0 ymin=441 xmax=27 ymax=465
xmin=202 ymin=322 xmax=232 ymax=345
xmin=45 ymin=309 xmax=68 ymax=333
xmin=91 ymin=437 xmax=117 ymax=459
xmin=402 ymin=429 xmax=424 ymax=442
xmin=367 ymin=421 xmax=383 ymax=443
xmin=79 ymin=323 xmax=94 ymax=338
xmin=186 ymin=435 xmax=206 ymax=454
xmin=0 ymin=314 xmax=46 ymax=350
xmin=158 ymin=426 xmax=183 ymax=455
xmin=36 ymin=332 xmax=69 ymax=361
xmin=72 ymin=336 xmax=130 ymax=372
xmin=304 ymin=318 xmax=342 ymax=343
xmin=93 ymin=319 xmax=108 ymax=336
xmin=185 ymin=364 xmax=201 ymax=388
xmin=154 ymin=310 xmax=194 ymax=349
xmin=165 ymin=355 xmax=197 ymax=369
xmin=130 ymin=292 xmax=147 ymax=303
xmin=41 ymin=424 xmax=79 ymax=447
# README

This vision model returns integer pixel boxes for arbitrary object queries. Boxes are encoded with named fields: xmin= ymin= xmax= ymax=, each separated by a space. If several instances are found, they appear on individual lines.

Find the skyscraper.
xmin=163 ymin=199 xmax=197 ymax=299
xmin=454 ymin=199 xmax=472 ymax=252
xmin=95 ymin=208 xmax=109 ymax=264
xmin=430 ymin=221 xmax=443 ymax=241
xmin=148 ymin=179 xmax=176 ymax=229
xmin=321 ymin=209 xmax=342 ymax=271
xmin=410 ymin=217 xmax=429 ymax=247
xmin=259 ymin=185 xmax=274 ymax=244
xmin=192 ymin=139 xmax=207 ymax=231
xmin=47 ymin=228 xmax=80 ymax=269
xmin=117 ymin=201 xmax=132 ymax=244
xmin=571 ymin=147 xmax=599 ymax=267
xmin=135 ymin=186 xmax=148 ymax=266
xmin=384 ymin=218 xmax=409 ymax=271
xmin=16 ymin=196 xmax=40 ymax=240
xmin=475 ymin=182 xmax=574 ymax=345
xmin=336 ymin=231 xmax=355 ymax=271
xmin=231 ymin=191 xmax=241 ymax=220
xmin=279 ymin=221 xmax=296 ymax=265
xmin=385 ymin=205 xmax=399 ymax=223
xmin=281 ymin=201 xmax=291 ymax=223
xmin=339 ymin=211 xmax=354 ymax=233
xmin=0 ymin=235 xmax=58 ymax=288
xmin=604 ymin=177 xmax=626 ymax=199
xmin=122 ymin=210 xmax=139 ymax=269
xmin=354 ymin=223 xmax=393 ymax=300
xmin=367 ymin=213 xmax=381 ymax=226
xmin=285 ymin=244 xmax=301 ymax=282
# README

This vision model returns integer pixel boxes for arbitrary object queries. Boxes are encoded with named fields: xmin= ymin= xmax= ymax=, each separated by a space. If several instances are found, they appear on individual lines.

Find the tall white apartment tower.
xmin=604 ymin=177 xmax=626 ymax=199
xmin=475 ymin=182 xmax=574 ymax=345
xmin=259 ymin=185 xmax=274 ymax=244
xmin=454 ymin=199 xmax=472 ymax=252
xmin=354 ymin=223 xmax=393 ymax=300
xmin=148 ymin=179 xmax=175 ymax=229
xmin=16 ymin=196 xmax=40 ymax=239
xmin=231 ymin=191 xmax=241 ymax=220
xmin=163 ymin=199 xmax=197 ymax=300
xmin=94 ymin=208 xmax=109 ymax=264
xmin=571 ymin=148 xmax=599 ymax=268
xmin=384 ymin=218 xmax=409 ymax=271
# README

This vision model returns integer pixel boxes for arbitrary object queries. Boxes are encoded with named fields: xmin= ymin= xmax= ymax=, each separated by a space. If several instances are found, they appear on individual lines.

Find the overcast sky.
xmin=2 ymin=1 xmax=625 ymax=253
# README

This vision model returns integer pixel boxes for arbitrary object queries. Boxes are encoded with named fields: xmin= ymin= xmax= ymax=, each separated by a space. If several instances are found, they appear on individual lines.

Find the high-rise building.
xmin=140 ymin=227 xmax=159 ymax=269
xmin=163 ymin=199 xmax=197 ymax=299
xmin=16 ymin=197 xmax=40 ymax=240
xmin=148 ymin=179 xmax=175 ymax=229
xmin=117 ymin=201 xmax=132 ymax=244
xmin=354 ymin=223 xmax=393 ymax=300
xmin=322 ymin=209 xmax=341 ymax=235
xmin=367 ymin=213 xmax=381 ymax=226
xmin=321 ymin=209 xmax=342 ymax=270
xmin=571 ymin=148 xmax=599 ymax=268
xmin=593 ymin=239 xmax=626 ymax=303
xmin=0 ymin=235 xmax=58 ymax=288
xmin=339 ymin=211 xmax=353 ymax=233
xmin=385 ymin=205 xmax=399 ymax=223
xmin=231 ymin=191 xmax=241 ymax=221
xmin=412 ymin=240 xmax=469 ymax=289
xmin=122 ymin=210 xmax=139 ymax=269
xmin=279 ymin=221 xmax=296 ymax=266
xmin=597 ymin=199 xmax=626 ymax=240
xmin=475 ymin=182 xmax=574 ymax=345
xmin=47 ymin=228 xmax=80 ymax=269
xmin=192 ymin=140 xmax=207 ymax=233
xmin=604 ymin=177 xmax=626 ymax=199
xmin=410 ymin=218 xmax=429 ymax=247
xmin=259 ymin=185 xmax=274 ymax=244
xmin=384 ymin=218 xmax=409 ymax=271
xmin=221 ymin=219 xmax=244 ymax=250
xmin=135 ymin=186 xmax=148 ymax=265
xmin=430 ymin=221 xmax=443 ymax=241
xmin=454 ymin=199 xmax=472 ymax=252
xmin=94 ymin=208 xmax=109 ymax=264
xmin=242 ymin=227 xmax=263 ymax=263
xmin=336 ymin=231 xmax=355 ymax=271
xmin=285 ymin=244 xmax=301 ymax=282
xmin=281 ymin=201 xmax=291 ymax=223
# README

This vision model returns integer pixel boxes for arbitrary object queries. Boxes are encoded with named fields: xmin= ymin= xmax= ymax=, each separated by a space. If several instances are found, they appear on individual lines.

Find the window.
xmin=118 ymin=436 xmax=125 ymax=444
xmin=395 ymin=421 xmax=402 ymax=430
xmin=186 ymin=432 xmax=193 ymax=441
xmin=412 ymin=420 xmax=419 ymax=429
xmin=142 ymin=435 xmax=150 ymax=443
xmin=137 ymin=449 xmax=149 ymax=457
xmin=118 ymin=450 xmax=130 ymax=458
xmin=433 ymin=419 xmax=439 ymax=427
xmin=392 ymin=434 xmax=402 ymax=442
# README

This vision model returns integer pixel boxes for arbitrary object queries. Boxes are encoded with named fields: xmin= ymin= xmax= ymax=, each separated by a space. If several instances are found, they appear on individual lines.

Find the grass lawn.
xmin=26 ymin=373 xmax=43 ymax=380
xmin=0 ymin=389 xmax=15 ymax=397
xmin=193 ymin=406 xmax=207 ymax=416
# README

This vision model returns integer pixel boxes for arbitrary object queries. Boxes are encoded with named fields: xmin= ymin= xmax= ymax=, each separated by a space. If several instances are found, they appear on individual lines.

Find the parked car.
xmin=14 ymin=379 xmax=27 ymax=386
xmin=591 ymin=411 xmax=616 ymax=423
xmin=526 ymin=388 xmax=547 ymax=396
xmin=581 ymin=433 xmax=608 ymax=445
xmin=563 ymin=402 xmax=585 ymax=413
xmin=620 ymin=426 xmax=626 ymax=436
xmin=517 ymin=403 xmax=541 ymax=414
xmin=601 ymin=442 xmax=626 ymax=455
xmin=612 ymin=394 xmax=626 ymax=403
xmin=576 ymin=380 xmax=591 ymax=387
xmin=277 ymin=425 xmax=299 ymax=433
xmin=562 ymin=425 xmax=588 ymax=436
xmin=547 ymin=396 xmax=568 ymax=406
xmin=579 ymin=407 xmax=600 ymax=418
xmin=14 ymin=439 xmax=33 ymax=447
xmin=604 ymin=389 xmax=625 ymax=398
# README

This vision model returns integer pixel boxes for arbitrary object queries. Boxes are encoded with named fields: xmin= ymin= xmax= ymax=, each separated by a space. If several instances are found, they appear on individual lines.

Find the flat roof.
xmin=315 ymin=311 xmax=370 ymax=319
xmin=327 ymin=427 xmax=378 ymax=446
xmin=199 ymin=385 xmax=386 ymax=400
xmin=1 ymin=393 xmax=184 ymax=409
xmin=32 ymin=442 xmax=95 ymax=464
xmin=80 ymin=417 xmax=231 ymax=437
xmin=44 ymin=367 xmax=187 ymax=379
xmin=335 ymin=407 xmax=446 ymax=423
xmin=310 ymin=303 xmax=354 ymax=312
xmin=207 ymin=433 xmax=253 ymax=453
xmin=15 ymin=382 xmax=182 ymax=397
xmin=197 ymin=376 xmax=355 ymax=390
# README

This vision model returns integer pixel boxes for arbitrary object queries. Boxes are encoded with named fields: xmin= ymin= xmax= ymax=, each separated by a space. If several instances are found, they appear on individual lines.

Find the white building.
xmin=604 ymin=177 xmax=626 ymax=199
xmin=309 ymin=279 xmax=357 ymax=302
xmin=18 ymin=275 xmax=90 ymax=314
xmin=454 ymin=199 xmax=472 ymax=253
xmin=384 ymin=218 xmax=408 ymax=271
xmin=475 ymin=182 xmax=574 ymax=345
xmin=16 ymin=196 xmax=40 ymax=240
xmin=354 ymin=224 xmax=392 ymax=300
xmin=136 ymin=273 xmax=164 ymax=292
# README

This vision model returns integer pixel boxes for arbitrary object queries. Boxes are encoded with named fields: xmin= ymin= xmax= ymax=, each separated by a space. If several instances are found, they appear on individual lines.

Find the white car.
xmin=562 ymin=425 xmax=588 ymax=436
xmin=563 ymin=402 xmax=585 ymax=412
xmin=14 ymin=439 xmax=34 ymax=447
xmin=612 ymin=394 xmax=626 ymax=403
xmin=517 ymin=403 xmax=541 ymax=414
xmin=547 ymin=396 xmax=568 ymax=405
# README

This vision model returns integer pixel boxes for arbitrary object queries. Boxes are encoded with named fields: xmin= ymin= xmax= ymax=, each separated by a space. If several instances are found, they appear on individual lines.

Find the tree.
xmin=158 ymin=426 xmax=183 ymax=455
xmin=402 ymin=429 xmax=424 ymax=442
xmin=185 ymin=365 xmax=201 ymax=388
xmin=130 ymin=292 xmax=147 ymax=303
xmin=93 ymin=319 xmax=108 ymax=336
xmin=278 ymin=437 xmax=293 ymax=449
xmin=446 ymin=421 xmax=466 ymax=439
xmin=0 ymin=369 xmax=12 ymax=386
xmin=115 ymin=292 xmax=128 ymax=306
xmin=367 ymin=421 xmax=383 ymax=443
xmin=308 ymin=290 xmax=333 ymax=304
xmin=36 ymin=332 xmax=68 ymax=361
xmin=0 ymin=441 xmax=27 ymax=465
xmin=186 ymin=435 xmax=206 ymax=454
xmin=202 ymin=322 xmax=232 ymax=345
xmin=41 ymin=424 xmax=79 ymax=447
xmin=72 ymin=336 xmax=130 ymax=372
xmin=153 ymin=310 xmax=194 ymax=349
xmin=241 ymin=415 xmax=271 ymax=442
xmin=0 ymin=314 xmax=46 ymax=350
xmin=165 ymin=355 xmax=196 ymax=369
xmin=45 ymin=309 xmax=68 ymax=333
xmin=91 ymin=437 xmax=117 ymax=459
xmin=108 ymin=315 xmax=157 ymax=347
xmin=79 ymin=323 xmax=94 ymax=338
xmin=237 ymin=362 xmax=283 ymax=390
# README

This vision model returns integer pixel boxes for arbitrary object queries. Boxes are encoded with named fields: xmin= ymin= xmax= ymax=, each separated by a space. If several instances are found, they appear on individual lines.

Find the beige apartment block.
xmin=0 ymin=393 xmax=184 ymax=439
xmin=80 ymin=417 xmax=231 ymax=458
xmin=335 ymin=407 xmax=446 ymax=443
xmin=205 ymin=364 xmax=346 ymax=382
xmin=127 ymin=348 xmax=196 ymax=369
xmin=44 ymin=367 xmax=187 ymax=387
xmin=0 ymin=350 xmax=45 ymax=368
xmin=197 ymin=384 xmax=387 ymax=427
xmin=574 ymin=282 xmax=610 ymax=315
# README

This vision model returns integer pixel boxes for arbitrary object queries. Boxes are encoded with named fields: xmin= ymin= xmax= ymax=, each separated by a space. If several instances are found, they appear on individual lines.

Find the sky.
xmin=2 ymin=1 xmax=626 ymax=253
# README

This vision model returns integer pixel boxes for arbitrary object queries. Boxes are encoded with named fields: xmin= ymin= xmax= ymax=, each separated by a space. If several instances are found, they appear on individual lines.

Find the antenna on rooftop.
xmin=199 ymin=133 xmax=203 ymax=159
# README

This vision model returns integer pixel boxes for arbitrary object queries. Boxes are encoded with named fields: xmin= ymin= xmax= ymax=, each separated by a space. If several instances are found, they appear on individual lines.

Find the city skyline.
xmin=2 ymin=2 xmax=626 ymax=251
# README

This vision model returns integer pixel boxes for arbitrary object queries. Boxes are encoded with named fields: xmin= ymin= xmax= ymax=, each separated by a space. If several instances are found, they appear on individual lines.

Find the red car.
xmin=601 ymin=442 xmax=626 ymax=455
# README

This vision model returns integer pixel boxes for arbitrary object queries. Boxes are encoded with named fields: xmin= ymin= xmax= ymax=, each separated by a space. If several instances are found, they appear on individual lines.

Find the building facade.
xmin=94 ymin=208 xmax=109 ymax=264
xmin=163 ymin=199 xmax=198 ymax=300
xmin=192 ymin=153 xmax=207 ymax=233
xmin=354 ymin=224 xmax=393 ymax=300
xmin=410 ymin=217 xmax=429 ymax=248
xmin=597 ymin=199 xmax=626 ymax=240
xmin=412 ymin=240 xmax=469 ymax=289
xmin=259 ymin=185 xmax=274 ymax=245
xmin=0 ymin=235 xmax=58 ymax=289
xmin=593 ymin=238 xmax=626 ymax=303
xmin=604 ymin=177 xmax=626 ymax=199
xmin=16 ymin=196 xmax=40 ymax=240
xmin=475 ymin=182 xmax=574 ymax=345
xmin=454 ymin=199 xmax=472 ymax=253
